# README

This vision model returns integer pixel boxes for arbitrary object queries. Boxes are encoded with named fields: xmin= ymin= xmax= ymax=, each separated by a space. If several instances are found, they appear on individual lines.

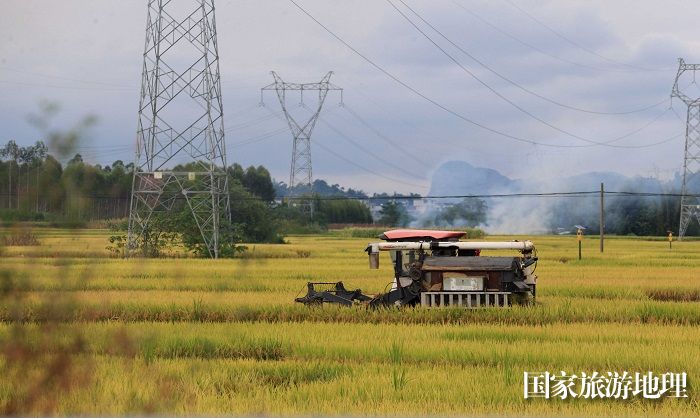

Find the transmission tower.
xmin=128 ymin=0 xmax=231 ymax=258
xmin=672 ymin=58 xmax=700 ymax=240
xmin=261 ymin=72 xmax=342 ymax=216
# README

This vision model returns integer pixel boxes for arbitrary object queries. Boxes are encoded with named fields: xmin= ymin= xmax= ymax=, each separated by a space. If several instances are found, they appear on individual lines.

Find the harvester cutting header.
xmin=296 ymin=229 xmax=538 ymax=308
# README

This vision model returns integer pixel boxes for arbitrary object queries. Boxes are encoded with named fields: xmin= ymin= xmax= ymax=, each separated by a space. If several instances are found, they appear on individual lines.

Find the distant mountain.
xmin=428 ymin=160 xmax=685 ymax=196
xmin=428 ymin=161 xmax=518 ymax=196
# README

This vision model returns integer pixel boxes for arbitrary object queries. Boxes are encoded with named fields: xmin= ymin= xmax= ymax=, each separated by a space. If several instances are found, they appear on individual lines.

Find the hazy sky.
xmin=1 ymin=0 xmax=699 ymax=193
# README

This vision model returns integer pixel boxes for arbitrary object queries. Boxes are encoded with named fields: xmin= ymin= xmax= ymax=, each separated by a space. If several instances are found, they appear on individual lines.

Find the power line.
xmin=298 ymin=190 xmax=700 ymax=201
xmin=316 ymin=114 xmax=423 ymax=178
xmin=230 ymin=127 xmax=289 ymax=147
xmin=403 ymin=0 xmax=671 ymax=116
xmin=502 ymin=0 xmax=672 ymax=73
xmin=0 ymin=66 xmax=135 ymax=89
xmin=78 ymin=128 xmax=289 ymax=161
xmin=312 ymin=139 xmax=428 ymax=189
xmin=386 ymin=0 xmax=674 ymax=147
xmin=74 ymin=145 xmax=131 ymax=150
xmin=449 ymin=1 xmax=636 ymax=75
xmin=338 ymin=104 xmax=429 ymax=167
xmin=225 ymin=110 xmax=284 ymax=132
xmin=285 ymin=0 xmax=680 ymax=150
xmin=222 ymin=104 xmax=267 ymax=122
xmin=6 ymin=190 xmax=695 ymax=203
xmin=341 ymin=82 xmax=474 ymax=157
xmin=280 ymin=98 xmax=432 ymax=188
xmin=0 ymin=79 xmax=134 ymax=92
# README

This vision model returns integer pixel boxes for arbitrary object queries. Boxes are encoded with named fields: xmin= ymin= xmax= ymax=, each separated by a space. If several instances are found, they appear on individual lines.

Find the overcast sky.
xmin=1 ymin=0 xmax=699 ymax=193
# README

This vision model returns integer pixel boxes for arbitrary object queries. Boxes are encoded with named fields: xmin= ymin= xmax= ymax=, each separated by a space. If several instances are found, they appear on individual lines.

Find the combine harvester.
xmin=295 ymin=229 xmax=538 ymax=308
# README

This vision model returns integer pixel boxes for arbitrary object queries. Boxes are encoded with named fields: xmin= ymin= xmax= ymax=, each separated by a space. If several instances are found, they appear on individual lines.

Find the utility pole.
xmin=672 ymin=58 xmax=700 ymax=240
xmin=577 ymin=227 xmax=583 ymax=260
xmin=600 ymin=182 xmax=604 ymax=253
xmin=261 ymin=72 xmax=342 ymax=217
xmin=128 ymin=0 xmax=231 ymax=258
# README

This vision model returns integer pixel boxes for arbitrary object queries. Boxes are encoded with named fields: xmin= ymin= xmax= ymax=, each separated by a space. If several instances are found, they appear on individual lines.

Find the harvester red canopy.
xmin=380 ymin=229 xmax=466 ymax=241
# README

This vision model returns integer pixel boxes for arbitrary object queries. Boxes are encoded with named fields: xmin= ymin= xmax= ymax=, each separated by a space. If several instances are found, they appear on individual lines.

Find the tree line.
xmin=547 ymin=193 xmax=698 ymax=237
xmin=2 ymin=138 xmax=687 ymax=241
xmin=0 ymin=140 xmax=374 ymax=242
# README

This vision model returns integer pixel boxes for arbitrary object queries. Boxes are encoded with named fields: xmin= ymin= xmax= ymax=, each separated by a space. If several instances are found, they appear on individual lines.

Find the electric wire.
xmin=449 ymin=1 xmax=633 ymax=74
xmin=338 ymin=104 xmax=429 ymax=167
xmin=286 ymin=0 xmax=681 ymax=150
xmin=224 ymin=110 xmax=284 ymax=132
xmin=74 ymin=148 xmax=133 ymax=161
xmin=312 ymin=140 xmax=429 ymax=190
xmin=75 ymin=144 xmax=132 ymax=150
xmin=317 ymin=114 xmax=424 ymax=178
xmin=12 ymin=190 xmax=699 ymax=203
xmin=386 ymin=0 xmax=673 ymax=147
xmin=230 ymin=127 xmax=289 ymax=148
xmin=73 ymin=127 xmax=290 ymax=161
xmin=0 ymin=66 xmax=135 ymax=89
xmin=261 ymin=103 xmax=428 ymax=189
xmin=341 ymin=82 xmax=459 ymax=156
xmin=403 ymin=0 xmax=671 ymax=116
xmin=234 ymin=189 xmax=700 ymax=202
xmin=222 ymin=104 xmax=267 ymax=122
xmin=0 ymin=79 xmax=134 ymax=92
xmin=670 ymin=103 xmax=686 ymax=122
xmin=502 ymin=0 xmax=673 ymax=73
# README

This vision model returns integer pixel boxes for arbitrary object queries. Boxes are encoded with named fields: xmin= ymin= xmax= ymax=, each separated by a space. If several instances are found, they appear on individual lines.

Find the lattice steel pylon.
xmin=128 ymin=0 xmax=230 ymax=258
xmin=261 ymin=72 xmax=342 ymax=216
xmin=672 ymin=58 xmax=700 ymax=240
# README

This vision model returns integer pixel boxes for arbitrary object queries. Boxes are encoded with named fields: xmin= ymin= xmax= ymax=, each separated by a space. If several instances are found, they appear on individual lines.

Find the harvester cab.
xmin=295 ymin=229 xmax=537 ymax=308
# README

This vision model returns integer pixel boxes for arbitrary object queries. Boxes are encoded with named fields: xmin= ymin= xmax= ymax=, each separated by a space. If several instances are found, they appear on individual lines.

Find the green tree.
xmin=0 ymin=140 xmax=21 ymax=209
xmin=38 ymin=156 xmax=63 ymax=213
xmin=316 ymin=199 xmax=373 ymax=224
xmin=227 ymin=164 xmax=276 ymax=202
xmin=173 ymin=199 xmax=245 ymax=258
xmin=378 ymin=201 xmax=411 ymax=227
xmin=229 ymin=180 xmax=282 ymax=243
xmin=243 ymin=166 xmax=276 ymax=202
xmin=433 ymin=198 xmax=487 ymax=227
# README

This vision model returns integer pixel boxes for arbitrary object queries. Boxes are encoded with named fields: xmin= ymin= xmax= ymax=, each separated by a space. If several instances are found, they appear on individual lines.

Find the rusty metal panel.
xmin=486 ymin=271 xmax=501 ymax=291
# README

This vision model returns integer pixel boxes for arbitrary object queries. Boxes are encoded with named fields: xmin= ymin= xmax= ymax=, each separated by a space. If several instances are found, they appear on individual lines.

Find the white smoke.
xmin=414 ymin=160 xmax=681 ymax=235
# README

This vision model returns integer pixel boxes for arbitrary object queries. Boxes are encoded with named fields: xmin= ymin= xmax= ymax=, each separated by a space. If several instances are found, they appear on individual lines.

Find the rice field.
xmin=1 ymin=228 xmax=699 ymax=415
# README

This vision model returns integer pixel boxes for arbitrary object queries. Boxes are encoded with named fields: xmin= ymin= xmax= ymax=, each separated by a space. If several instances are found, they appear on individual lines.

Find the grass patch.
xmin=153 ymin=336 xmax=287 ymax=360
xmin=645 ymin=288 xmax=700 ymax=302
xmin=253 ymin=362 xmax=347 ymax=387
xmin=331 ymin=227 xmax=385 ymax=239
xmin=5 ymin=299 xmax=700 ymax=326
xmin=1 ymin=230 xmax=40 ymax=246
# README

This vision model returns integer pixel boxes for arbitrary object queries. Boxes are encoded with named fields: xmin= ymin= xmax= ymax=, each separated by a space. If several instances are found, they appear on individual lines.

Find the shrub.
xmin=1 ymin=231 xmax=40 ymax=246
